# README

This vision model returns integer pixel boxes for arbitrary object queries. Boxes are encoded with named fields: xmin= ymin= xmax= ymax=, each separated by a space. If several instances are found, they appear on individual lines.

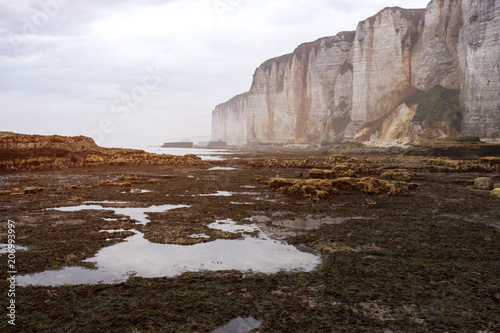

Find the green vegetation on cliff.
xmin=410 ymin=85 xmax=461 ymax=124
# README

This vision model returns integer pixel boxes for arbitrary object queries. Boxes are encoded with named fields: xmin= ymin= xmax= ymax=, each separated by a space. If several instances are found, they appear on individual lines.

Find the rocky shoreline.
xmin=0 ymin=134 xmax=499 ymax=331
xmin=0 ymin=132 xmax=206 ymax=172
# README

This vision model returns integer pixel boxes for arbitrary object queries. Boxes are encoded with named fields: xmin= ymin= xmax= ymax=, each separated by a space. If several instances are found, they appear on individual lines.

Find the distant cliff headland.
xmin=0 ymin=132 xmax=205 ymax=172
xmin=211 ymin=0 xmax=500 ymax=146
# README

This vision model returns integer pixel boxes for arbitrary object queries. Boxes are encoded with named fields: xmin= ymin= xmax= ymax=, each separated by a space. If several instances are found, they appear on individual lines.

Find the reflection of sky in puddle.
xmin=189 ymin=234 xmax=210 ymax=239
xmin=208 ymin=167 xmax=238 ymax=171
xmin=212 ymin=317 xmax=261 ymax=333
xmin=49 ymin=202 xmax=189 ymax=225
xmin=198 ymin=191 xmax=259 ymax=197
xmin=199 ymin=191 xmax=233 ymax=197
xmin=100 ymin=229 xmax=128 ymax=233
xmin=121 ymin=189 xmax=153 ymax=194
xmin=18 ymin=218 xmax=320 ymax=286
xmin=208 ymin=219 xmax=259 ymax=233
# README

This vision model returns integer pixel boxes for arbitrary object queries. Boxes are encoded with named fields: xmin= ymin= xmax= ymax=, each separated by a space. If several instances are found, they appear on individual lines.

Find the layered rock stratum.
xmin=0 ymin=132 xmax=205 ymax=171
xmin=211 ymin=0 xmax=500 ymax=146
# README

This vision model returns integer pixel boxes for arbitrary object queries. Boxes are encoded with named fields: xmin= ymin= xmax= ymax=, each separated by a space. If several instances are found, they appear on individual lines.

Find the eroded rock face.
xmin=412 ymin=0 xmax=462 ymax=91
xmin=212 ymin=0 xmax=500 ymax=145
xmin=0 ymin=133 xmax=205 ymax=171
xmin=347 ymin=8 xmax=425 ymax=139
xmin=212 ymin=32 xmax=355 ymax=145
xmin=459 ymin=0 xmax=500 ymax=138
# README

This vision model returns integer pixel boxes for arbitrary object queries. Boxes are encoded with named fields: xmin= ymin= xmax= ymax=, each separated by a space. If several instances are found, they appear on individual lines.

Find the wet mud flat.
xmin=0 ymin=149 xmax=499 ymax=332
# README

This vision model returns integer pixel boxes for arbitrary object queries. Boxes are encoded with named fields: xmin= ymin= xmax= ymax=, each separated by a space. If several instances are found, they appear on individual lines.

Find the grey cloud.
xmin=0 ymin=0 xmax=431 ymax=147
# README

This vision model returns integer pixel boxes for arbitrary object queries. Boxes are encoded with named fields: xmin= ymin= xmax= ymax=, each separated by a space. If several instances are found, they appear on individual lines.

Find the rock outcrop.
xmin=212 ymin=0 xmax=500 ymax=146
xmin=0 ymin=132 xmax=205 ymax=171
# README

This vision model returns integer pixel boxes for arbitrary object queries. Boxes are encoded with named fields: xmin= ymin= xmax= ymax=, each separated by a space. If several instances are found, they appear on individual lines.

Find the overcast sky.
xmin=0 ymin=0 xmax=431 ymax=148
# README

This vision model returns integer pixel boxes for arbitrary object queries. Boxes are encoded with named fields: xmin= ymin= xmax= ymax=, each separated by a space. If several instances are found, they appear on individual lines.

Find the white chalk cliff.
xmin=211 ymin=0 xmax=500 ymax=145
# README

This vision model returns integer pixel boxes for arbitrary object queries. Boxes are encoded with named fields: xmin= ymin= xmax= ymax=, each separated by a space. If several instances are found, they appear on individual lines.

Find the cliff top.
xmin=363 ymin=6 xmax=426 ymax=26
xmin=0 ymin=131 xmax=16 ymax=138
xmin=258 ymin=31 xmax=356 ymax=73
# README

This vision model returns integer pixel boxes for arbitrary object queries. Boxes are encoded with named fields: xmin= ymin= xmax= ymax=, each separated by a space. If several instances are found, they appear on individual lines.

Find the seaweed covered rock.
xmin=309 ymin=165 xmax=358 ymax=179
xmin=423 ymin=157 xmax=500 ymax=173
xmin=309 ymin=169 xmax=336 ymax=179
xmin=268 ymin=177 xmax=398 ymax=201
xmin=249 ymin=154 xmax=383 ymax=176
xmin=247 ymin=157 xmax=327 ymax=169
xmin=380 ymin=169 xmax=414 ymax=181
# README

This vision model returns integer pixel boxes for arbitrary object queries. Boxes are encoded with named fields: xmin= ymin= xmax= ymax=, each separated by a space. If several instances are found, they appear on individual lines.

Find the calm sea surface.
xmin=129 ymin=146 xmax=238 ymax=161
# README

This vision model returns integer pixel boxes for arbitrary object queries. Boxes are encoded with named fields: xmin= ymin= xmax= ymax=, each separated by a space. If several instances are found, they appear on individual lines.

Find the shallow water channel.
xmin=18 ymin=202 xmax=320 ymax=286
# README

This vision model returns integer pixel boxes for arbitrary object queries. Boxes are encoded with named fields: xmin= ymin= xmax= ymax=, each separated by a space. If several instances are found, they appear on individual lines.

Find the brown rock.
xmin=474 ymin=177 xmax=494 ymax=190
xmin=23 ymin=187 xmax=44 ymax=195
xmin=0 ymin=133 xmax=206 ymax=172
xmin=268 ymin=176 xmax=398 ymax=201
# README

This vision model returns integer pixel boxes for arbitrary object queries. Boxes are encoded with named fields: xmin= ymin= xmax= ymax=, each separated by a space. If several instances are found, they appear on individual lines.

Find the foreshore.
xmin=0 ymin=141 xmax=499 ymax=332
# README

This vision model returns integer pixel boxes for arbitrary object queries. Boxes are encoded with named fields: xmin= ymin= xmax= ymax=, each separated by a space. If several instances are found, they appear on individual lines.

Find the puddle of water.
xmin=230 ymin=202 xmax=253 ymax=205
xmin=273 ymin=216 xmax=370 ymax=230
xmin=212 ymin=317 xmax=261 ymax=333
xmin=189 ymin=234 xmax=210 ymax=239
xmin=198 ymin=191 xmax=259 ymax=197
xmin=85 ymin=201 xmax=129 ymax=204
xmin=49 ymin=202 xmax=189 ymax=225
xmin=248 ymin=215 xmax=271 ymax=223
xmin=199 ymin=191 xmax=233 ymax=197
xmin=121 ymin=189 xmax=153 ymax=194
xmin=208 ymin=219 xmax=259 ymax=233
xmin=208 ymin=167 xmax=238 ymax=171
xmin=18 ymin=266 xmax=125 ymax=286
xmin=253 ymin=197 xmax=278 ymax=203
xmin=0 ymin=244 xmax=29 ymax=253
xmin=99 ymin=229 xmax=128 ymax=233
xmin=18 ymin=219 xmax=320 ymax=286
xmin=240 ymin=185 xmax=256 ymax=189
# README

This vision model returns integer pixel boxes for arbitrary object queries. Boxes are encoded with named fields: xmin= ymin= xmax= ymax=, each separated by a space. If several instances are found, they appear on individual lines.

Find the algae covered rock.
xmin=474 ymin=177 xmax=494 ymax=190
xmin=268 ymin=176 xmax=398 ymax=201
xmin=492 ymin=188 xmax=500 ymax=198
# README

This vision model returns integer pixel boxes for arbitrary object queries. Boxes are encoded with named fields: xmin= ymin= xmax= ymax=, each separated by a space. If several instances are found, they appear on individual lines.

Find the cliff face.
xmin=212 ymin=32 xmax=355 ymax=145
xmin=346 ymin=8 xmax=425 ymax=139
xmin=459 ymin=0 xmax=500 ymax=138
xmin=212 ymin=0 xmax=500 ymax=145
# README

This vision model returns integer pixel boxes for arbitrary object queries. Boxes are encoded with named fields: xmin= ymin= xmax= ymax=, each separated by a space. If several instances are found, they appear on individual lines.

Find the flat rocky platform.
xmin=0 ymin=146 xmax=499 ymax=332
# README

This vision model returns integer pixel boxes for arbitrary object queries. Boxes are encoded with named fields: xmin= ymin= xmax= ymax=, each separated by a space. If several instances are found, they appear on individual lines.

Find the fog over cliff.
xmin=212 ymin=0 xmax=500 ymax=146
